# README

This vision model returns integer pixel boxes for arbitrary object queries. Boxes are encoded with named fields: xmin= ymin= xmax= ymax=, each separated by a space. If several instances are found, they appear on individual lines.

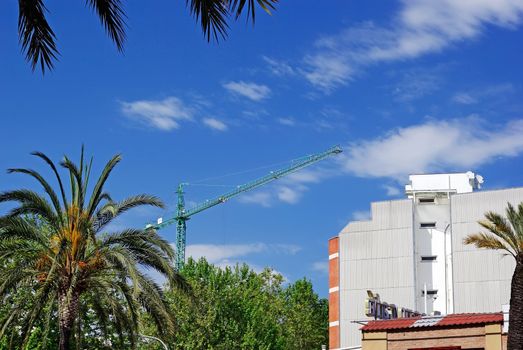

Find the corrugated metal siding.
xmin=339 ymin=199 xmax=414 ymax=347
xmin=451 ymin=188 xmax=523 ymax=313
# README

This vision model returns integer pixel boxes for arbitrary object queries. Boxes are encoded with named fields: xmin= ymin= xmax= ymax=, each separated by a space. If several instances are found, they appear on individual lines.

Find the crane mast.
xmin=147 ymin=145 xmax=342 ymax=270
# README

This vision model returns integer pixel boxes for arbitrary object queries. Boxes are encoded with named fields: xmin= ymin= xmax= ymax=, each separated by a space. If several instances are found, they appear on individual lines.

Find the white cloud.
xmin=453 ymin=93 xmax=477 ymax=105
xmin=120 ymin=96 xmax=193 ymax=131
xmin=453 ymin=83 xmax=515 ymax=105
xmin=263 ymin=56 xmax=296 ymax=76
xmin=277 ymin=117 xmax=296 ymax=126
xmin=277 ymin=186 xmax=301 ymax=204
xmin=237 ymin=168 xmax=333 ymax=207
xmin=352 ymin=210 xmax=371 ymax=221
xmin=237 ymin=191 xmax=273 ymax=207
xmin=303 ymin=1 xmax=523 ymax=92
xmin=311 ymin=261 xmax=329 ymax=275
xmin=203 ymin=117 xmax=228 ymax=131
xmin=185 ymin=243 xmax=301 ymax=271
xmin=186 ymin=243 xmax=266 ymax=264
xmin=383 ymin=184 xmax=401 ymax=196
xmin=391 ymin=68 xmax=442 ymax=102
xmin=342 ymin=118 xmax=523 ymax=179
xmin=223 ymin=81 xmax=271 ymax=101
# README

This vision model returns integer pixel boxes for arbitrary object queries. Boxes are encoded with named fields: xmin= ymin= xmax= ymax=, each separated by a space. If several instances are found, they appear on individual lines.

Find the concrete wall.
xmin=451 ymin=188 xmax=523 ymax=313
xmin=339 ymin=199 xmax=414 ymax=348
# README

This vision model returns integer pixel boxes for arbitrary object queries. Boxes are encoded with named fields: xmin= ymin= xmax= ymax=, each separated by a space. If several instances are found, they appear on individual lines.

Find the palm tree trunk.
xmin=58 ymin=289 xmax=80 ymax=350
xmin=508 ymin=261 xmax=523 ymax=350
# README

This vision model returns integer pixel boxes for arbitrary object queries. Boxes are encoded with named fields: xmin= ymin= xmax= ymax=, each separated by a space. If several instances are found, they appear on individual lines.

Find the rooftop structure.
xmin=328 ymin=172 xmax=522 ymax=349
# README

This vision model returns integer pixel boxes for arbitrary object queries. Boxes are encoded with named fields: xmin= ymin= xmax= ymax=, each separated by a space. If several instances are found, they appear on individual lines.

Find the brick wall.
xmin=328 ymin=236 xmax=340 ymax=349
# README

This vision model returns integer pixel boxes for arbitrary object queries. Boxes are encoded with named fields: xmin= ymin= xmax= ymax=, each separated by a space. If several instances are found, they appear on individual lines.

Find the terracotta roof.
xmin=361 ymin=313 xmax=503 ymax=332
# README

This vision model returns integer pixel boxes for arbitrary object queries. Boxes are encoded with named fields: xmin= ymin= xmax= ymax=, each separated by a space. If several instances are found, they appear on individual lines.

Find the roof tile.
xmin=361 ymin=312 xmax=502 ymax=332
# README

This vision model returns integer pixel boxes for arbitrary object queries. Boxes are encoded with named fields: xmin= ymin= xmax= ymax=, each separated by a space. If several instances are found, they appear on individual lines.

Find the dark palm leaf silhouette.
xmin=16 ymin=0 xmax=278 ymax=73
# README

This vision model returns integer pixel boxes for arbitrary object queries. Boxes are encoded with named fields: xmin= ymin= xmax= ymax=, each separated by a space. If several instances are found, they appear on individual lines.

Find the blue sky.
xmin=1 ymin=1 xmax=523 ymax=295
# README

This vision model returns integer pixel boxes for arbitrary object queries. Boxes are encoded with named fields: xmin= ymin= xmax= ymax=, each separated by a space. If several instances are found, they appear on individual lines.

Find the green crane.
xmin=146 ymin=145 xmax=342 ymax=270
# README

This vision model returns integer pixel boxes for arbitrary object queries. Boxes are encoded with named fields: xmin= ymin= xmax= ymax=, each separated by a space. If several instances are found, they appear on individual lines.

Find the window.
xmin=419 ymin=197 xmax=435 ymax=204
xmin=422 ymin=289 xmax=438 ymax=296
xmin=420 ymin=222 xmax=436 ymax=228
xmin=421 ymin=255 xmax=437 ymax=262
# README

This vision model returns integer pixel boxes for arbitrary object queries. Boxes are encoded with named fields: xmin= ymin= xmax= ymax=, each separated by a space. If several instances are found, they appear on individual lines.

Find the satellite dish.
xmin=476 ymin=175 xmax=484 ymax=184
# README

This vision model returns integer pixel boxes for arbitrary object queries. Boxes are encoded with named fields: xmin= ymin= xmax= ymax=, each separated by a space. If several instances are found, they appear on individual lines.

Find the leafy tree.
xmin=0 ymin=148 xmax=186 ymax=349
xmin=281 ymin=278 xmax=328 ymax=350
xmin=16 ymin=0 xmax=278 ymax=73
xmin=150 ymin=258 xmax=328 ymax=350
xmin=464 ymin=202 xmax=523 ymax=350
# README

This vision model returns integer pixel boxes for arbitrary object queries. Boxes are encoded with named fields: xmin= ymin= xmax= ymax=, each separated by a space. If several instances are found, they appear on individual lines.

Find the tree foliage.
xmin=464 ymin=202 xmax=523 ymax=350
xmin=143 ymin=258 xmax=328 ymax=350
xmin=0 ymin=149 xmax=186 ymax=349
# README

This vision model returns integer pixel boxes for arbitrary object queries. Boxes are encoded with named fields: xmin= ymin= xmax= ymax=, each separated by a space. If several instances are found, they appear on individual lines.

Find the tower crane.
xmin=146 ymin=145 xmax=342 ymax=270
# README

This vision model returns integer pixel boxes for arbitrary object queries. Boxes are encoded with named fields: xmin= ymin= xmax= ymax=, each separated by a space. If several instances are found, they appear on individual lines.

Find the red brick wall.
xmin=328 ymin=236 xmax=340 ymax=349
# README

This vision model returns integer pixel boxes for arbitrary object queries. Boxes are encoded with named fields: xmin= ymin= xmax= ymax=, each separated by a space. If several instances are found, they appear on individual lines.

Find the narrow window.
xmin=422 ymin=289 xmax=438 ymax=296
xmin=421 ymin=255 xmax=437 ymax=262
xmin=420 ymin=222 xmax=436 ymax=229
xmin=419 ymin=197 xmax=435 ymax=204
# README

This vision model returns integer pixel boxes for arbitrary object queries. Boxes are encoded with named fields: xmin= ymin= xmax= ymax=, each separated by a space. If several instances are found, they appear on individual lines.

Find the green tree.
xmin=151 ymin=258 xmax=328 ymax=350
xmin=16 ymin=0 xmax=277 ymax=73
xmin=0 ymin=149 xmax=185 ymax=349
xmin=464 ymin=202 xmax=523 ymax=350
xmin=163 ymin=258 xmax=284 ymax=349
xmin=281 ymin=279 xmax=328 ymax=350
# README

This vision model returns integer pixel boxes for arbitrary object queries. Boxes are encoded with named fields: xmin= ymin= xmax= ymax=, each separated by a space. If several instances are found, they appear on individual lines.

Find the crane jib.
xmin=145 ymin=145 xmax=342 ymax=270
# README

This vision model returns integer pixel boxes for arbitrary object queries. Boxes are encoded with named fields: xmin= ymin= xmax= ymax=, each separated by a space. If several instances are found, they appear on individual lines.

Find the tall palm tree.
xmin=0 ymin=148 xmax=186 ymax=349
xmin=17 ymin=0 xmax=278 ymax=73
xmin=464 ymin=202 xmax=523 ymax=350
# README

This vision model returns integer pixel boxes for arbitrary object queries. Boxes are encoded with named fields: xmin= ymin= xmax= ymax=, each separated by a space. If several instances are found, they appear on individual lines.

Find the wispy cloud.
xmin=237 ymin=168 xmax=334 ymax=207
xmin=452 ymin=83 xmax=516 ymax=105
xmin=185 ymin=243 xmax=301 ymax=269
xmin=302 ymin=1 xmax=523 ymax=92
xmin=351 ymin=210 xmax=371 ymax=221
xmin=263 ymin=56 xmax=296 ymax=76
xmin=277 ymin=117 xmax=296 ymax=126
xmin=341 ymin=117 xmax=523 ymax=179
xmin=203 ymin=117 xmax=228 ymax=131
xmin=390 ymin=68 xmax=442 ymax=102
xmin=383 ymin=184 xmax=401 ymax=196
xmin=238 ymin=191 xmax=273 ymax=207
xmin=311 ymin=261 xmax=328 ymax=275
xmin=120 ymin=96 xmax=193 ymax=131
xmin=223 ymin=81 xmax=271 ymax=101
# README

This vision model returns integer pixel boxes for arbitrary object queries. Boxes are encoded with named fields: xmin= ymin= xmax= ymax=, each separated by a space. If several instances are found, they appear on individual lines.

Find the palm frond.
xmin=87 ymin=154 xmax=122 ymax=216
xmin=32 ymin=151 xmax=69 ymax=211
xmin=93 ymin=194 xmax=164 ymax=232
xmin=18 ymin=0 xmax=59 ymax=73
xmin=7 ymin=168 xmax=63 ymax=224
xmin=480 ymin=211 xmax=520 ymax=254
xmin=86 ymin=0 xmax=126 ymax=51
xmin=229 ymin=0 xmax=277 ymax=22
xmin=187 ymin=0 xmax=229 ymax=42
xmin=60 ymin=156 xmax=84 ymax=208
xmin=506 ymin=202 xmax=523 ymax=244
xmin=463 ymin=232 xmax=515 ymax=258
xmin=0 ymin=190 xmax=58 ymax=225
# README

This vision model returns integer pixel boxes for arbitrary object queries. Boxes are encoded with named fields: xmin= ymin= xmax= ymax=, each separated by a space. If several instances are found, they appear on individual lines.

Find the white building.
xmin=328 ymin=172 xmax=523 ymax=349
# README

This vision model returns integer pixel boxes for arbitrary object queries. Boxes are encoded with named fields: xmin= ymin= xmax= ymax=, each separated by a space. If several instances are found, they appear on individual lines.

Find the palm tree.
xmin=0 ymin=148 xmax=186 ymax=349
xmin=464 ymin=202 xmax=523 ymax=350
xmin=17 ymin=0 xmax=278 ymax=73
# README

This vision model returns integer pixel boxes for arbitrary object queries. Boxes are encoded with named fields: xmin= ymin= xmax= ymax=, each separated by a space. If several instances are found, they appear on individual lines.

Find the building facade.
xmin=361 ymin=312 xmax=507 ymax=350
xmin=328 ymin=173 xmax=523 ymax=349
